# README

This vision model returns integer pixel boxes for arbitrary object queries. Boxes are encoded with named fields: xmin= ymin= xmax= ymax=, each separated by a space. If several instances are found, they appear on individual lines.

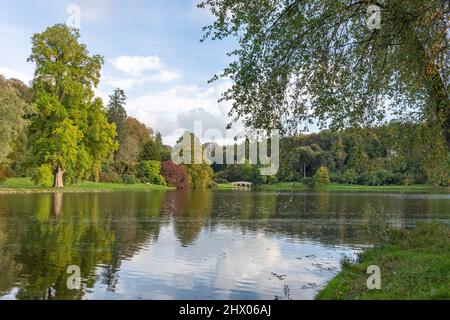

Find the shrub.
xmin=112 ymin=160 xmax=137 ymax=176
xmin=342 ymin=168 xmax=358 ymax=184
xmin=121 ymin=174 xmax=140 ymax=185
xmin=99 ymin=170 xmax=121 ymax=183
xmin=375 ymin=169 xmax=392 ymax=185
xmin=213 ymin=177 xmax=229 ymax=184
xmin=330 ymin=172 xmax=343 ymax=184
xmin=99 ymin=163 xmax=121 ymax=183
xmin=32 ymin=164 xmax=53 ymax=187
xmin=364 ymin=169 xmax=397 ymax=186
xmin=302 ymin=177 xmax=313 ymax=186
xmin=261 ymin=175 xmax=278 ymax=185
xmin=137 ymin=160 xmax=165 ymax=185
xmin=391 ymin=172 xmax=405 ymax=185
xmin=161 ymin=161 xmax=189 ymax=189
xmin=214 ymin=164 xmax=262 ymax=185
xmin=310 ymin=166 xmax=331 ymax=188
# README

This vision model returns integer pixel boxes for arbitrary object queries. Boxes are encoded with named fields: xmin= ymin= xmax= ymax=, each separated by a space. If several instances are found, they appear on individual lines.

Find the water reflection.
xmin=0 ymin=190 xmax=448 ymax=300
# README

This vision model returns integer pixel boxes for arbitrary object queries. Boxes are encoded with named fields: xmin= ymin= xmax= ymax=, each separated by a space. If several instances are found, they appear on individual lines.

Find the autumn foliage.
xmin=161 ymin=161 xmax=188 ymax=189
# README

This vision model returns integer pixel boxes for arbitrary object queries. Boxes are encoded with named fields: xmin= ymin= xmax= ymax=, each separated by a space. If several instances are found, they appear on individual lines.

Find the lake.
xmin=0 ymin=190 xmax=449 ymax=300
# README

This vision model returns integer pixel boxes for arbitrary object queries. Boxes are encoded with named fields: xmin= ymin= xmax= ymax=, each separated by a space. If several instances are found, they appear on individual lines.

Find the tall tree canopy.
xmin=0 ymin=76 xmax=30 ymax=166
xmin=115 ymin=117 xmax=152 ymax=163
xmin=141 ymin=131 xmax=164 ymax=161
xmin=107 ymin=88 xmax=127 ymax=142
xmin=28 ymin=24 xmax=117 ymax=187
xmin=199 ymin=0 xmax=449 ymax=148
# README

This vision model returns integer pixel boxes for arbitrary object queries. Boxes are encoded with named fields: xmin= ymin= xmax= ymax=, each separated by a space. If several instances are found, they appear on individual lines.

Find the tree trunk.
xmin=54 ymin=167 xmax=65 ymax=188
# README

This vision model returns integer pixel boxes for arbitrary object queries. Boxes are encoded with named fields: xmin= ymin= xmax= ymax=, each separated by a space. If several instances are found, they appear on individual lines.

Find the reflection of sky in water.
xmin=86 ymin=223 xmax=361 ymax=300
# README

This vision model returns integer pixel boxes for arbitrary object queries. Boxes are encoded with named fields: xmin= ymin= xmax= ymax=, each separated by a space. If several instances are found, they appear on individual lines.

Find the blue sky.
xmin=0 ymin=0 xmax=238 ymax=145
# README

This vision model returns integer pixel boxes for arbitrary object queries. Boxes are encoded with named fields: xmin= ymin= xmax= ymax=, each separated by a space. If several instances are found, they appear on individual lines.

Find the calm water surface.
xmin=0 ymin=190 xmax=449 ymax=300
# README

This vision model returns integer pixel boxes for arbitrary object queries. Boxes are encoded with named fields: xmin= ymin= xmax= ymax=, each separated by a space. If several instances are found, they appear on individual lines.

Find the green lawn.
xmin=0 ymin=177 xmax=173 ymax=193
xmin=316 ymin=222 xmax=450 ymax=300
xmin=214 ymin=183 xmax=238 ymax=190
xmin=257 ymin=182 xmax=446 ymax=193
xmin=1 ymin=178 xmax=448 ymax=194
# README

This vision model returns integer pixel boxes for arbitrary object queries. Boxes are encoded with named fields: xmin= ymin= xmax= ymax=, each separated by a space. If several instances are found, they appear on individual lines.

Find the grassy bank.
xmin=257 ymin=182 xmax=447 ymax=193
xmin=0 ymin=177 xmax=173 ymax=193
xmin=214 ymin=183 xmax=238 ymax=190
xmin=317 ymin=222 xmax=450 ymax=300
xmin=2 ymin=178 xmax=448 ymax=194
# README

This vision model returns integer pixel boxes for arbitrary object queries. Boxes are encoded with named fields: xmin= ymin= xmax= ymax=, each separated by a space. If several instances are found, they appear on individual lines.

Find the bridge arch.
xmin=231 ymin=181 xmax=253 ymax=188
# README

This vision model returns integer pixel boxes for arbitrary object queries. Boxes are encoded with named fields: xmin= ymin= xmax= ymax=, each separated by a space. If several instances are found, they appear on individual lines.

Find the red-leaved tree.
xmin=161 ymin=161 xmax=188 ymax=189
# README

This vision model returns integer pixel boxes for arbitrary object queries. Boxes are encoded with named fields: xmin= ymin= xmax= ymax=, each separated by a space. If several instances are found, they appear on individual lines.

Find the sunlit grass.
xmin=257 ymin=182 xmax=447 ymax=193
xmin=214 ymin=183 xmax=238 ymax=190
xmin=0 ymin=177 xmax=173 ymax=192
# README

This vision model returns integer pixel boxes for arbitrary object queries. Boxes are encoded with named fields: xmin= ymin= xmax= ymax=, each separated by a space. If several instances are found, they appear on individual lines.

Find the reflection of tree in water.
xmin=0 ymin=221 xmax=19 ymax=297
xmin=162 ymin=191 xmax=212 ymax=247
xmin=274 ymin=193 xmax=393 ymax=244
xmin=208 ymin=192 xmax=401 ymax=245
xmin=99 ymin=192 xmax=165 ymax=292
xmin=209 ymin=192 xmax=278 ymax=234
xmin=13 ymin=193 xmax=113 ymax=299
xmin=0 ymin=192 xmax=166 ymax=299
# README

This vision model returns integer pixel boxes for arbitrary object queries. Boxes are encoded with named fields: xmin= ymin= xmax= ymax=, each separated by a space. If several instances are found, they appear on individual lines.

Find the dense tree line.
xmin=212 ymin=124 xmax=449 ymax=187
xmin=0 ymin=23 xmax=448 ymax=189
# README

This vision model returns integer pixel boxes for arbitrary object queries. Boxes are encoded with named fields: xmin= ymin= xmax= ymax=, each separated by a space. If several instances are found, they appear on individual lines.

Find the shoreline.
xmin=1 ymin=178 xmax=449 ymax=194
xmin=0 ymin=178 xmax=174 ymax=194
xmin=316 ymin=222 xmax=450 ymax=300
xmin=256 ymin=182 xmax=449 ymax=193
xmin=0 ymin=188 xmax=173 ymax=194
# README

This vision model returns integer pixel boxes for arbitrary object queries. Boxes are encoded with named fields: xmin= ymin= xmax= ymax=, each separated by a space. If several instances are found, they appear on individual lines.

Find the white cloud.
xmin=126 ymin=80 xmax=242 ymax=145
xmin=0 ymin=67 xmax=32 ymax=84
xmin=73 ymin=0 xmax=117 ymax=23
xmin=84 ymin=224 xmax=355 ymax=300
xmin=105 ymin=71 xmax=181 ymax=89
xmin=110 ymin=55 xmax=164 ymax=77
xmin=106 ymin=55 xmax=182 ymax=89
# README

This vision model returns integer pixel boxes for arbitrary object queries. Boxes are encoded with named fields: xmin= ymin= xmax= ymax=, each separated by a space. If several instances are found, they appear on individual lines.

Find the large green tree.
xmin=28 ymin=24 xmax=117 ymax=188
xmin=141 ymin=139 xmax=162 ymax=161
xmin=199 ymin=0 xmax=449 ymax=148
xmin=0 ymin=76 xmax=29 ymax=167
xmin=115 ymin=117 xmax=152 ymax=163
xmin=141 ymin=131 xmax=164 ymax=161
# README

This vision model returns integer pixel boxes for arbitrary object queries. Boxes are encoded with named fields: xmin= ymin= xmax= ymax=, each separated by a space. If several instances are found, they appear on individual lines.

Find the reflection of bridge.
xmin=231 ymin=181 xmax=253 ymax=188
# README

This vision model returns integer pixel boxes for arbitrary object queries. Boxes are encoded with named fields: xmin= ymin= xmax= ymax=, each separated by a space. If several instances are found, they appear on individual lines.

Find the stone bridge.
xmin=231 ymin=181 xmax=253 ymax=188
